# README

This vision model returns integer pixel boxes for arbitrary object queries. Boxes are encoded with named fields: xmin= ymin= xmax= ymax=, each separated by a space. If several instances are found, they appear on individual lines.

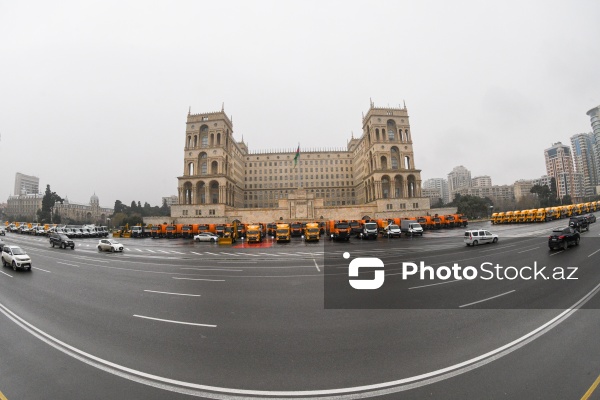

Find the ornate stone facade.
xmin=168 ymin=102 xmax=430 ymax=223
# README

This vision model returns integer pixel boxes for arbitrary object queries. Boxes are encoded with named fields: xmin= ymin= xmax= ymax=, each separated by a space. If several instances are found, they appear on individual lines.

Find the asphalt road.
xmin=1 ymin=221 xmax=599 ymax=399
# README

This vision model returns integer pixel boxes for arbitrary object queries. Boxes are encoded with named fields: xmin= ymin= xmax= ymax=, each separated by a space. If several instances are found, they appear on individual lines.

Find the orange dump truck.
xmin=304 ymin=222 xmax=320 ymax=242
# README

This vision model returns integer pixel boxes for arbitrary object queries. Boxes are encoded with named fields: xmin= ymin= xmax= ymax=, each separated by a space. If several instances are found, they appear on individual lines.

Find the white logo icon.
xmin=348 ymin=255 xmax=385 ymax=290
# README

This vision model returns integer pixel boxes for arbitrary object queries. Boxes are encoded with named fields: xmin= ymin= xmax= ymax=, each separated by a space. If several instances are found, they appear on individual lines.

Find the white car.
xmin=464 ymin=230 xmax=498 ymax=246
xmin=97 ymin=238 xmax=124 ymax=252
xmin=0 ymin=226 xmax=6 ymax=236
xmin=194 ymin=232 xmax=219 ymax=242
xmin=2 ymin=245 xmax=32 ymax=271
xmin=384 ymin=224 xmax=402 ymax=238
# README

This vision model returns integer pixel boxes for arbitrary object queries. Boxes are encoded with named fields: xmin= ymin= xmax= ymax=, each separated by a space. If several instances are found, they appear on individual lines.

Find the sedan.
xmin=585 ymin=213 xmax=596 ymax=223
xmin=548 ymin=227 xmax=580 ymax=251
xmin=97 ymin=238 xmax=124 ymax=252
xmin=194 ymin=232 xmax=219 ymax=242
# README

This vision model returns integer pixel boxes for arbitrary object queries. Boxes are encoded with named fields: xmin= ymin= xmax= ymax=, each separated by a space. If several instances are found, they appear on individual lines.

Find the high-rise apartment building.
xmin=570 ymin=132 xmax=597 ymax=197
xmin=170 ymin=103 xmax=431 ymax=222
xmin=471 ymin=176 xmax=492 ymax=187
xmin=14 ymin=173 xmax=39 ymax=195
xmin=586 ymin=105 xmax=600 ymax=194
xmin=544 ymin=142 xmax=576 ymax=199
xmin=422 ymin=178 xmax=450 ymax=204
xmin=447 ymin=166 xmax=472 ymax=195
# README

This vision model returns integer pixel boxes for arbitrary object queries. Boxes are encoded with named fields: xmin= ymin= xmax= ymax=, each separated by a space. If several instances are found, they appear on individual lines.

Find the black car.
xmin=569 ymin=216 xmax=589 ymax=233
xmin=49 ymin=233 xmax=75 ymax=250
xmin=585 ymin=213 xmax=596 ymax=223
xmin=548 ymin=227 xmax=580 ymax=250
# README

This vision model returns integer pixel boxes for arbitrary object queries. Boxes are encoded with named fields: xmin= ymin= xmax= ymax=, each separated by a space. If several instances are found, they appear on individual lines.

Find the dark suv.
xmin=548 ymin=227 xmax=580 ymax=250
xmin=49 ymin=233 xmax=75 ymax=250
xmin=569 ymin=216 xmax=589 ymax=233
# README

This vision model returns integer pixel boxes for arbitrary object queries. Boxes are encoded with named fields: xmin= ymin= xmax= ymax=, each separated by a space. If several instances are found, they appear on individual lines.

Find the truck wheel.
xmin=472 ymin=240 xmax=478 ymax=246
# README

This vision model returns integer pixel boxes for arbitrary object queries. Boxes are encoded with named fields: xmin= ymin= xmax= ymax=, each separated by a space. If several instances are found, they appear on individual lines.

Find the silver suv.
xmin=2 ymin=245 xmax=32 ymax=271
xmin=464 ymin=230 xmax=498 ymax=246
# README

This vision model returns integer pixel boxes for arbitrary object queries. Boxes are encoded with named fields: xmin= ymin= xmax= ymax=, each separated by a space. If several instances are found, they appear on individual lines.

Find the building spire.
xmin=221 ymin=102 xmax=224 ymax=112
xmin=188 ymin=106 xmax=191 ymax=115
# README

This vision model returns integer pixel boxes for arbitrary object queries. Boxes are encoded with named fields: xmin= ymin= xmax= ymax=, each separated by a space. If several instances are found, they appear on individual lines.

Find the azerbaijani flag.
xmin=293 ymin=144 xmax=300 ymax=167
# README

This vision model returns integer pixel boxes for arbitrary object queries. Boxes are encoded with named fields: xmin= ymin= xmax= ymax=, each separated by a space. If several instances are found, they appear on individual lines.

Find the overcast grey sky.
xmin=2 ymin=0 xmax=599 ymax=208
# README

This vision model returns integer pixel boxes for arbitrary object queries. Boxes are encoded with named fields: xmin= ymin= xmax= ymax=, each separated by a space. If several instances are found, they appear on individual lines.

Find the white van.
xmin=464 ymin=230 xmax=498 ymax=246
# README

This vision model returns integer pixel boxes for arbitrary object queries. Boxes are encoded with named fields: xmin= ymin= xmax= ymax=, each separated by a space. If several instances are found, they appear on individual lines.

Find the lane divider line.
xmin=459 ymin=290 xmax=516 ymax=308
xmin=172 ymin=277 xmax=225 ymax=282
xmin=143 ymin=290 xmax=201 ymax=297
xmin=581 ymin=372 xmax=600 ymax=400
xmin=133 ymin=315 xmax=215 ymax=328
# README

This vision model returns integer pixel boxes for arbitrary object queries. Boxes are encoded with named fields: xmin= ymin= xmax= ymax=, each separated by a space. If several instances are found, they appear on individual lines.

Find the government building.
xmin=160 ymin=102 xmax=442 ymax=224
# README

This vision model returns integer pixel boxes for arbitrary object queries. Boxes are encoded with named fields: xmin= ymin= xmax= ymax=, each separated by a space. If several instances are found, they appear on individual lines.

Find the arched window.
xmin=387 ymin=120 xmax=397 ymax=140
xmin=210 ymin=181 xmax=219 ymax=204
xmin=375 ymin=128 xmax=380 ymax=141
xmin=391 ymin=147 xmax=399 ymax=169
xmin=201 ymin=162 xmax=207 ymax=175
xmin=193 ymin=135 xmax=198 ymax=147
xmin=217 ymin=133 xmax=221 ymax=145
xmin=188 ymin=162 xmax=194 ymax=176
xmin=201 ymin=135 xmax=208 ymax=147
xmin=382 ymin=176 xmax=390 ymax=199
xmin=404 ymin=156 xmax=411 ymax=170
xmin=211 ymin=161 xmax=218 ymax=174
xmin=187 ymin=136 xmax=191 ymax=148
xmin=381 ymin=156 xmax=388 ymax=170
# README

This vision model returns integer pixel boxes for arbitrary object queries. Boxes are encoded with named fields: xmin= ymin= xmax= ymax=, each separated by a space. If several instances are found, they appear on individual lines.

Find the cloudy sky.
xmin=1 ymin=0 xmax=599 ymax=209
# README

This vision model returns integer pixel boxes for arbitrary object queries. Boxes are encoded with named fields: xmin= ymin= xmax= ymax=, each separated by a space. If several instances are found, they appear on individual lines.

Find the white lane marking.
xmin=517 ymin=247 xmax=540 ymax=254
xmin=170 ymin=251 xmax=185 ymax=254
xmin=218 ymin=252 xmax=240 ymax=256
xmin=146 ymin=249 xmax=156 ymax=253
xmin=125 ymin=248 xmax=131 ymax=251
xmin=204 ymin=252 xmax=218 ymax=255
xmin=588 ymin=249 xmax=600 ymax=258
xmin=0 ymin=270 xmax=12 ymax=277
xmin=409 ymin=279 xmax=462 ymax=289
xmin=133 ymin=315 xmax=216 ymax=328
xmin=258 ymin=252 xmax=279 ymax=257
xmin=181 ymin=267 xmax=245 ymax=271
xmin=190 ymin=252 xmax=203 ymax=255
xmin=143 ymin=290 xmax=201 ymax=297
xmin=313 ymin=259 xmax=320 ymax=272
xmin=3 ymin=282 xmax=598 ymax=398
xmin=56 ymin=262 xmax=80 ymax=268
xmin=459 ymin=290 xmax=516 ymax=308
xmin=156 ymin=250 xmax=171 ymax=254
xmin=277 ymin=252 xmax=299 ymax=256
xmin=172 ymin=277 xmax=225 ymax=282
xmin=32 ymin=267 xmax=51 ymax=273
xmin=549 ymin=250 xmax=564 ymax=256
xmin=136 ymin=249 xmax=143 ymax=252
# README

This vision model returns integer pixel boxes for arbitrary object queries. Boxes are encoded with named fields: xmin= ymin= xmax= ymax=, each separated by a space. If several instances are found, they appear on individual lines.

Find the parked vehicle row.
xmin=5 ymin=223 xmax=110 ymax=238
xmin=491 ymin=201 xmax=600 ymax=224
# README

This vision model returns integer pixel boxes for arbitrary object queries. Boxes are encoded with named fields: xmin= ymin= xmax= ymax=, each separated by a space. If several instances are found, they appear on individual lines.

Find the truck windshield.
xmin=336 ymin=223 xmax=349 ymax=229
xmin=276 ymin=229 xmax=289 ymax=234
xmin=365 ymin=223 xmax=377 ymax=229
xmin=307 ymin=228 xmax=319 ymax=233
